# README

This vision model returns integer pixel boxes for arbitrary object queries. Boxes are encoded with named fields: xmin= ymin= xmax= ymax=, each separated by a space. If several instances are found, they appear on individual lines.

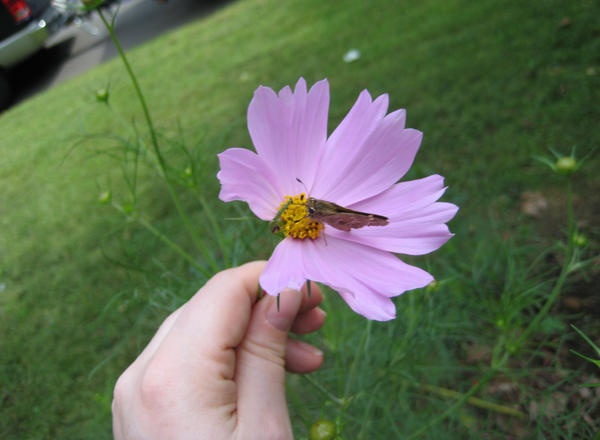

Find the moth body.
xmin=305 ymin=197 xmax=388 ymax=232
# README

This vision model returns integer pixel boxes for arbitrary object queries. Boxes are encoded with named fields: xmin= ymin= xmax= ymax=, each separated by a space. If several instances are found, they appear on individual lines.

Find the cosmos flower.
xmin=217 ymin=78 xmax=457 ymax=320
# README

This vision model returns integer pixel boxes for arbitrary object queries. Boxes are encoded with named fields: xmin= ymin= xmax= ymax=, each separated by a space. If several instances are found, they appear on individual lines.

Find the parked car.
xmin=0 ymin=0 xmax=66 ymax=109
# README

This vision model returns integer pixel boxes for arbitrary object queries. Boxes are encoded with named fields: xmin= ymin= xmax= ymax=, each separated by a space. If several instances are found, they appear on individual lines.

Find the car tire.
xmin=0 ymin=71 xmax=12 ymax=111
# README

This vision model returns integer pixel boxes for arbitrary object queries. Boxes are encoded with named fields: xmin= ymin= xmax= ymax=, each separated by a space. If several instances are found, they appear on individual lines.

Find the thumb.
xmin=235 ymin=289 xmax=303 ymax=437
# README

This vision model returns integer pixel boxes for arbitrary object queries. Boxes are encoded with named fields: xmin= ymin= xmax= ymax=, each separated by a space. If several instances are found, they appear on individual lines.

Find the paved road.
xmin=7 ymin=0 xmax=229 ymax=109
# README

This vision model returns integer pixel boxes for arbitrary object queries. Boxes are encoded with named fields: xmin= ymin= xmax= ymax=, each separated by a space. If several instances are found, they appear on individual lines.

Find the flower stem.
xmin=514 ymin=180 xmax=574 ymax=348
xmin=97 ymin=10 xmax=163 ymax=170
xmin=406 ymin=363 xmax=504 ymax=439
xmin=335 ymin=319 xmax=372 ymax=426
xmin=301 ymin=374 xmax=345 ymax=407
xmin=419 ymin=381 xmax=526 ymax=419
xmin=343 ymin=320 xmax=372 ymax=400
xmin=137 ymin=217 xmax=211 ymax=278
xmin=111 ymin=202 xmax=210 ymax=277
xmin=97 ymin=9 xmax=221 ymax=273
xmin=96 ymin=8 xmax=166 ymax=170
xmin=408 ymin=178 xmax=577 ymax=438
xmin=192 ymin=188 xmax=230 ymax=267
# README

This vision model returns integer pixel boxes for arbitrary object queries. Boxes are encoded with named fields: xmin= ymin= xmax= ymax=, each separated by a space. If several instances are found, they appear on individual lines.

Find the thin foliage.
xmin=0 ymin=0 xmax=599 ymax=438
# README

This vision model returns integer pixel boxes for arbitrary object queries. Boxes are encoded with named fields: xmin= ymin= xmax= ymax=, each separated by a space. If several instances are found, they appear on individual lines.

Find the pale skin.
xmin=112 ymin=261 xmax=326 ymax=440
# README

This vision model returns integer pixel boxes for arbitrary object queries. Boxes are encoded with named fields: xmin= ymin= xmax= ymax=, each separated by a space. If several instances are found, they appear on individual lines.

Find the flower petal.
xmin=338 ymin=289 xmax=397 ymax=321
xmin=217 ymin=148 xmax=281 ymax=220
xmin=259 ymin=238 xmax=307 ymax=294
xmin=326 ymin=220 xmax=455 ymax=255
xmin=314 ymin=109 xmax=422 ymax=206
xmin=348 ymin=175 xmax=449 ymax=218
xmin=258 ymin=235 xmax=432 ymax=320
xmin=323 ymin=175 xmax=459 ymax=254
xmin=312 ymin=90 xmax=389 ymax=196
xmin=247 ymin=78 xmax=330 ymax=196
xmin=301 ymin=236 xmax=433 ymax=320
xmin=398 ymin=202 xmax=459 ymax=224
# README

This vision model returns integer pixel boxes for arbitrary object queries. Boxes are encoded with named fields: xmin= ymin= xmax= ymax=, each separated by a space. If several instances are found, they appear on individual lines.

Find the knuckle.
xmin=261 ymin=426 xmax=291 ymax=440
xmin=257 ymin=412 xmax=292 ymax=440
xmin=139 ymin=362 xmax=174 ymax=409
xmin=112 ymin=368 xmax=133 ymax=407
xmin=237 ymin=412 xmax=291 ymax=440
xmin=240 ymin=337 xmax=286 ymax=368
xmin=204 ymin=268 xmax=237 ymax=293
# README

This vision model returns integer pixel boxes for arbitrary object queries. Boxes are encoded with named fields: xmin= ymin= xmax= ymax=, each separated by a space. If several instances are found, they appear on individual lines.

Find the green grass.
xmin=1 ymin=0 xmax=599 ymax=438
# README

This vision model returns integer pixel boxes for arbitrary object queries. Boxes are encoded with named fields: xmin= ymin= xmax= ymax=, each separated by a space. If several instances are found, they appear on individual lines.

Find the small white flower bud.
xmin=573 ymin=233 xmax=587 ymax=247
xmin=555 ymin=156 xmax=577 ymax=175
xmin=309 ymin=420 xmax=337 ymax=440
xmin=95 ymin=88 xmax=109 ymax=103
xmin=98 ymin=191 xmax=111 ymax=204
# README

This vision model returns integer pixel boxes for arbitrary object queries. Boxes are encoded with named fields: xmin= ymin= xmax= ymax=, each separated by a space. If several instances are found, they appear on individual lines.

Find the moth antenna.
xmin=295 ymin=177 xmax=310 ymax=195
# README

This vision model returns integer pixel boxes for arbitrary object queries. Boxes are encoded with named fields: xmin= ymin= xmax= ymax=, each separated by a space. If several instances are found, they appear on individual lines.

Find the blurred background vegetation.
xmin=0 ymin=0 xmax=598 ymax=438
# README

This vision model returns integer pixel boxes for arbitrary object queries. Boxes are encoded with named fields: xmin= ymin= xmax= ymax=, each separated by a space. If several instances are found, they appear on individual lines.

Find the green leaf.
xmin=571 ymin=325 xmax=600 ymax=357
xmin=570 ymin=349 xmax=600 ymax=368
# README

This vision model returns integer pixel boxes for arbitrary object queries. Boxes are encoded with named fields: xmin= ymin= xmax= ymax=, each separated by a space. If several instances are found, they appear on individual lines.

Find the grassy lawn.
xmin=1 ymin=0 xmax=599 ymax=438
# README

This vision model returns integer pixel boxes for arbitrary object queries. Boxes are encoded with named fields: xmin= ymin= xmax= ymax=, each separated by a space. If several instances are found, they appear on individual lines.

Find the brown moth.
xmin=305 ymin=197 xmax=388 ymax=232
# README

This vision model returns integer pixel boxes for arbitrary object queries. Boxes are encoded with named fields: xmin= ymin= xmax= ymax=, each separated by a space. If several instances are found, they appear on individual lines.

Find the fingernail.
xmin=305 ymin=345 xmax=323 ymax=357
xmin=295 ymin=340 xmax=323 ymax=357
xmin=316 ymin=308 xmax=327 ymax=320
xmin=266 ymin=291 xmax=297 ymax=331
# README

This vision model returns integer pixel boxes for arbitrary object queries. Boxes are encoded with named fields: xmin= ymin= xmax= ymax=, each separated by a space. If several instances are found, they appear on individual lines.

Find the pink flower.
xmin=217 ymin=78 xmax=457 ymax=320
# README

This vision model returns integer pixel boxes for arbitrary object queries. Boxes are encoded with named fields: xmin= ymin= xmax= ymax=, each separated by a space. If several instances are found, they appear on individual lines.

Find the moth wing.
xmin=322 ymin=213 xmax=388 ymax=231
xmin=365 ymin=215 xmax=389 ymax=227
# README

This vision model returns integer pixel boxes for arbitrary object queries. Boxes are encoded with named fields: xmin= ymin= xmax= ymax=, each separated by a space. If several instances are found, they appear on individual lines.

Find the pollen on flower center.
xmin=277 ymin=193 xmax=323 ymax=240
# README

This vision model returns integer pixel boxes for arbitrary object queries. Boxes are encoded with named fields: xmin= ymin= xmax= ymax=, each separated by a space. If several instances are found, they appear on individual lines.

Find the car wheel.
xmin=0 ymin=71 xmax=12 ymax=111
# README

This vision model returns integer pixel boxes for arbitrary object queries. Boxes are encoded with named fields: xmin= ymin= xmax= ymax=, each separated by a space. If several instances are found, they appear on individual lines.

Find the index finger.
xmin=172 ymin=260 xmax=267 ymax=356
xmin=133 ymin=261 xmax=270 ymax=369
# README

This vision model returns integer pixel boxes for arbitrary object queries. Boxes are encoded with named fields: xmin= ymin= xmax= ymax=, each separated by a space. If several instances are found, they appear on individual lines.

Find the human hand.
xmin=112 ymin=261 xmax=326 ymax=440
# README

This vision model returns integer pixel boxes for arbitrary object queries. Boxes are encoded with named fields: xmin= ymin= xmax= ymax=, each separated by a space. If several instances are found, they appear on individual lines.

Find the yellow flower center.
xmin=277 ymin=193 xmax=323 ymax=240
